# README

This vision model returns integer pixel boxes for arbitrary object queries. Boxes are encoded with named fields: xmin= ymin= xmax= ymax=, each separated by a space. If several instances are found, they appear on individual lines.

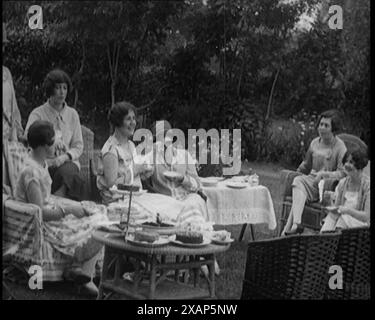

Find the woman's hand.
xmin=52 ymin=154 xmax=70 ymax=168
xmin=54 ymin=140 xmax=67 ymax=155
xmin=135 ymin=163 xmax=153 ymax=176
xmin=314 ymin=171 xmax=330 ymax=184
xmin=64 ymin=204 xmax=87 ymax=219
xmin=337 ymin=206 xmax=351 ymax=215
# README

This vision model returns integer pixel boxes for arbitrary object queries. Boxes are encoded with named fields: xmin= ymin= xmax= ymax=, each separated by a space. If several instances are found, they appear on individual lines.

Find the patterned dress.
xmin=3 ymin=66 xmax=24 ymax=195
xmin=14 ymin=156 xmax=107 ymax=281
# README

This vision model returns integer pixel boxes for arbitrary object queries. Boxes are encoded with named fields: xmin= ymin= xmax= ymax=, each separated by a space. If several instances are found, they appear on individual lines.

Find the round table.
xmin=93 ymin=230 xmax=230 ymax=299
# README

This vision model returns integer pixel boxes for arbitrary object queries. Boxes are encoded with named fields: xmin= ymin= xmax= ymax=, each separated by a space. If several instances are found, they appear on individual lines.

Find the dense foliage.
xmin=3 ymin=0 xmax=370 ymax=166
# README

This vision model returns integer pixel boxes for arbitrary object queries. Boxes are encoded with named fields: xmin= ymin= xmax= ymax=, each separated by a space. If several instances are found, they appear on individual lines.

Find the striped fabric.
xmin=2 ymin=199 xmax=72 ymax=281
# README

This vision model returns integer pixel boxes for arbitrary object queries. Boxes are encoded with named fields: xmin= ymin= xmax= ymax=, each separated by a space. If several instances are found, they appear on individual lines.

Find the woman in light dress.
xmin=15 ymin=121 xmax=107 ymax=296
xmin=282 ymin=110 xmax=347 ymax=235
xmin=321 ymin=148 xmax=370 ymax=232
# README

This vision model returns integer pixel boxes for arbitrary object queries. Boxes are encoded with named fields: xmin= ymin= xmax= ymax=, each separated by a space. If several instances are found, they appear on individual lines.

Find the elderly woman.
xmin=321 ymin=148 xmax=370 ymax=232
xmin=3 ymin=23 xmax=24 ymax=194
xmin=282 ymin=109 xmax=347 ymax=235
xmin=24 ymin=69 xmax=86 ymax=201
xmin=15 ymin=120 xmax=107 ymax=296
xmin=147 ymin=120 xmax=209 ymax=225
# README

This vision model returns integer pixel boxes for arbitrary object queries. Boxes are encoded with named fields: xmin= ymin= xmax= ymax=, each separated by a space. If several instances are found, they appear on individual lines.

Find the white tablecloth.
xmin=202 ymin=182 xmax=277 ymax=229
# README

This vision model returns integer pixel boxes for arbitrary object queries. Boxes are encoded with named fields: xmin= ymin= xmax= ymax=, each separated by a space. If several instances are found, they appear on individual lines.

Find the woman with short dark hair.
xmin=24 ymin=69 xmax=86 ymax=201
xmin=15 ymin=120 xmax=106 ymax=295
xmin=97 ymin=101 xmax=151 ymax=203
xmin=321 ymin=148 xmax=370 ymax=231
xmin=282 ymin=109 xmax=347 ymax=235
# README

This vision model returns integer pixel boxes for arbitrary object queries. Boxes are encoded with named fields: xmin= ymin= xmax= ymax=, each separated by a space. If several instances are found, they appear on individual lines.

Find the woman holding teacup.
xmin=146 ymin=120 xmax=209 ymax=226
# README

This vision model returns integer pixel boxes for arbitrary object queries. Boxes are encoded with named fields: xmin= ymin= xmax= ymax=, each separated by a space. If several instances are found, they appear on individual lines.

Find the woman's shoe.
xmin=284 ymin=224 xmax=304 ymax=236
xmin=63 ymin=267 xmax=91 ymax=284
xmin=79 ymin=281 xmax=99 ymax=297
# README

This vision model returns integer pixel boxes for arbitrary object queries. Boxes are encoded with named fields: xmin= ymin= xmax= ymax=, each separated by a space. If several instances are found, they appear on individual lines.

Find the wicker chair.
xmin=325 ymin=227 xmax=370 ymax=299
xmin=80 ymin=125 xmax=100 ymax=201
xmin=241 ymin=233 xmax=340 ymax=299
xmin=278 ymin=134 xmax=368 ymax=235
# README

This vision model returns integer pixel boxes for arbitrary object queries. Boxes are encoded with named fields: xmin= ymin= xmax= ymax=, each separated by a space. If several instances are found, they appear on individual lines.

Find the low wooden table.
xmin=93 ymin=231 xmax=230 ymax=300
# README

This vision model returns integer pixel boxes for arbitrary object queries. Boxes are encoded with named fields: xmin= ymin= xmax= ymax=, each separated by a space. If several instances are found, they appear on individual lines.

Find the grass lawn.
xmin=3 ymin=162 xmax=285 ymax=300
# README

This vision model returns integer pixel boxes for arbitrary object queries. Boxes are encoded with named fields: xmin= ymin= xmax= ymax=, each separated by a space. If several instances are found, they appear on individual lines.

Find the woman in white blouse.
xmin=25 ymin=69 xmax=86 ymax=201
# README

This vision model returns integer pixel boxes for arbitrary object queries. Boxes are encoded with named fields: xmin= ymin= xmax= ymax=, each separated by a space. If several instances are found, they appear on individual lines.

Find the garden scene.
xmin=3 ymin=0 xmax=370 ymax=301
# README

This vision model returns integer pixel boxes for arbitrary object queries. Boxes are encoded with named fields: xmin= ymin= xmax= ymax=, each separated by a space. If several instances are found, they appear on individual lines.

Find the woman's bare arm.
xmin=26 ymin=181 xmax=64 ymax=221
xmin=102 ymin=152 xmax=119 ymax=188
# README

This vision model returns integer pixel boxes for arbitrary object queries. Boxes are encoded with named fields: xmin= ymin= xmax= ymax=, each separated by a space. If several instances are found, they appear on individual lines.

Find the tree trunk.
xmin=73 ymin=41 xmax=86 ymax=108
xmin=265 ymin=68 xmax=280 ymax=121
xmin=107 ymin=41 xmax=121 ymax=107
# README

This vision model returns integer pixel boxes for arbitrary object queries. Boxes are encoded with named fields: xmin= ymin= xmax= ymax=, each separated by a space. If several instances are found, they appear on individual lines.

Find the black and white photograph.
xmin=2 ymin=0 xmax=370 ymax=304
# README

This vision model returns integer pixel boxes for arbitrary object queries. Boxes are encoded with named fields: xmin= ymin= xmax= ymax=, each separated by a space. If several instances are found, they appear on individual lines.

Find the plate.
xmin=141 ymin=224 xmax=179 ymax=235
xmin=229 ymin=176 xmax=249 ymax=183
xmin=125 ymin=234 xmax=171 ymax=247
xmin=110 ymin=185 xmax=148 ymax=196
xmin=211 ymin=238 xmax=234 ymax=245
xmin=200 ymin=178 xmax=218 ymax=187
xmin=163 ymin=171 xmax=184 ymax=180
xmin=225 ymin=181 xmax=248 ymax=189
xmin=172 ymin=237 xmax=211 ymax=248
xmin=325 ymin=206 xmax=339 ymax=213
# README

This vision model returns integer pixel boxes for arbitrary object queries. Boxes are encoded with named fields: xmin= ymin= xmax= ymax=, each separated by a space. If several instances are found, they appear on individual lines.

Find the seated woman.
xmin=24 ymin=69 xmax=87 ymax=201
xmin=96 ymin=103 xmax=208 ymax=228
xmin=147 ymin=120 xmax=209 ymax=225
xmin=96 ymin=101 xmax=152 ymax=204
xmin=282 ymin=110 xmax=347 ymax=235
xmin=15 ymin=120 xmax=106 ymax=296
xmin=320 ymin=148 xmax=370 ymax=232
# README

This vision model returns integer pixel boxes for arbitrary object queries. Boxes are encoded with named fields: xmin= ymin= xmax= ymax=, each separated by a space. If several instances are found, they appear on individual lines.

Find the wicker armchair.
xmin=241 ymin=233 xmax=340 ymax=299
xmin=325 ymin=227 xmax=370 ymax=299
xmin=278 ymin=134 xmax=368 ymax=235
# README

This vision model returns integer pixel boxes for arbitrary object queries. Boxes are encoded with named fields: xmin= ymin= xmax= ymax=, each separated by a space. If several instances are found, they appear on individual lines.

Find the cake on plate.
xmin=176 ymin=231 xmax=203 ymax=244
xmin=134 ymin=231 xmax=159 ymax=243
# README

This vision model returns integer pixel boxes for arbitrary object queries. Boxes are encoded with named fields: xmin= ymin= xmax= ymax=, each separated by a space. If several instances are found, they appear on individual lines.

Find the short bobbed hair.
xmin=108 ymin=101 xmax=136 ymax=128
xmin=316 ymin=109 xmax=342 ymax=134
xmin=43 ymin=69 xmax=72 ymax=98
xmin=342 ymin=148 xmax=369 ymax=171
xmin=27 ymin=121 xmax=55 ymax=149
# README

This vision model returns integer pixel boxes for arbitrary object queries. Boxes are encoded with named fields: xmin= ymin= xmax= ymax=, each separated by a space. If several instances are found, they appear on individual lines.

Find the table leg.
xmin=193 ymin=256 xmax=199 ymax=287
xmin=239 ymin=224 xmax=247 ymax=241
xmin=239 ymin=224 xmax=255 ymax=241
xmin=149 ymin=255 xmax=157 ymax=299
xmin=249 ymin=224 xmax=255 ymax=241
xmin=97 ymin=247 xmax=111 ymax=300
xmin=207 ymin=254 xmax=215 ymax=298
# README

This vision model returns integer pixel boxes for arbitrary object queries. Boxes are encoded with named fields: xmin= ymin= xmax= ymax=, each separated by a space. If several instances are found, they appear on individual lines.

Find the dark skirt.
xmin=49 ymin=162 xmax=88 ymax=201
